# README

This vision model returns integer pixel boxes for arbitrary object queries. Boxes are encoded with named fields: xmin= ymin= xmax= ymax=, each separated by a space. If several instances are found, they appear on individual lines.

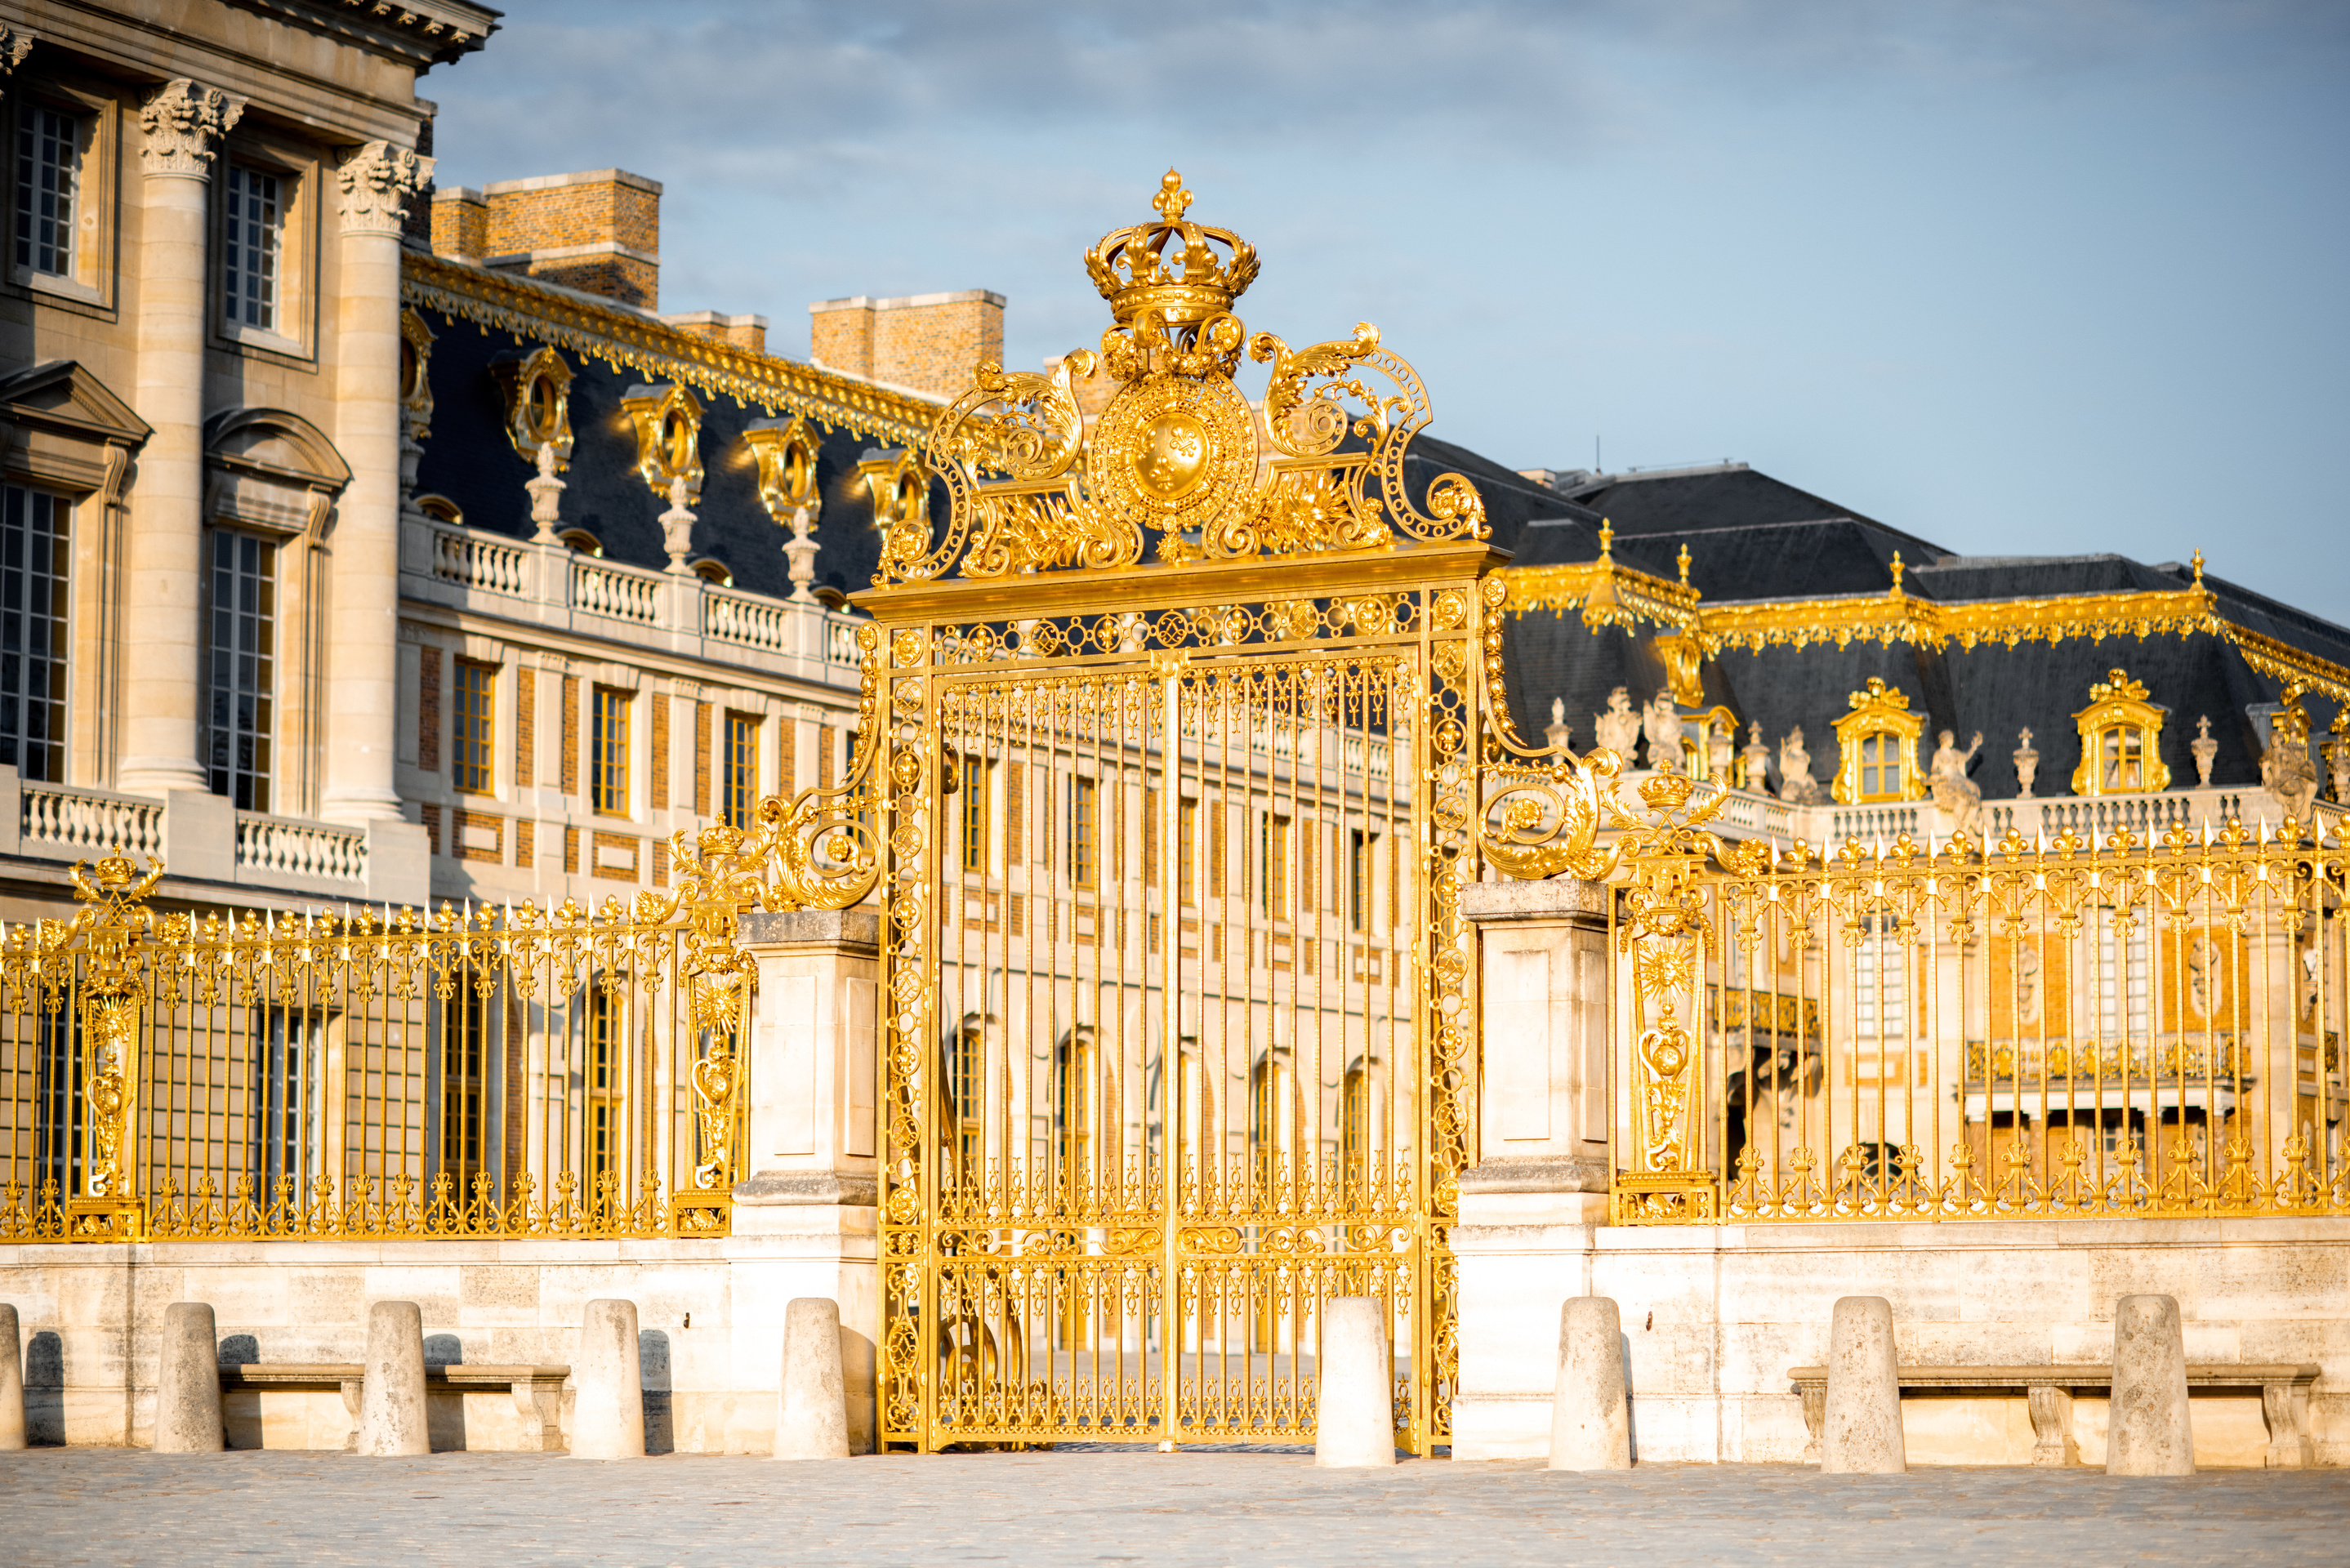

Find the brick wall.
xmin=478 ymin=170 xmax=662 ymax=310
xmin=430 ymin=188 xmax=488 ymax=262
xmin=515 ymin=668 xmax=535 ymax=788
xmin=809 ymin=290 xmax=1004 ymax=399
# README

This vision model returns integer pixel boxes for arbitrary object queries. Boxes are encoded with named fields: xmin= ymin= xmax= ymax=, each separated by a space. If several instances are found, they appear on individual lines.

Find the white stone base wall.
xmin=0 ymin=1203 xmax=876 ymax=1453
xmin=1453 ymin=1209 xmax=2350 ymax=1468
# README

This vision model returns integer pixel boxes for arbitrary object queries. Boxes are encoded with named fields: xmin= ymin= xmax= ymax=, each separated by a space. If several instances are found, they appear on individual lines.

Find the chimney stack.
xmin=809 ymin=290 xmax=1006 ymax=401
xmin=435 ymin=169 xmax=663 ymax=311
xmin=663 ymin=310 xmax=768 ymax=356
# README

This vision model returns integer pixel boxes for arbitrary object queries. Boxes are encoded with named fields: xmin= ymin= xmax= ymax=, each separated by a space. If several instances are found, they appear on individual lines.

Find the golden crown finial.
xmin=1084 ymin=169 xmax=1260 ymax=332
xmin=1599 ymin=519 xmax=1613 ymax=560
xmin=1676 ymin=542 xmax=1691 ymax=586
xmin=1889 ymin=550 xmax=1906 ymax=592
xmin=2191 ymin=548 xmax=2205 ymax=587
xmin=1153 ymin=168 xmax=1192 ymax=222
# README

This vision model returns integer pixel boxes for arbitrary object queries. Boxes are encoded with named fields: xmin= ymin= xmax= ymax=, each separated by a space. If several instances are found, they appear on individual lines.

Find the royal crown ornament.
xmin=877 ymin=169 xmax=1485 ymax=583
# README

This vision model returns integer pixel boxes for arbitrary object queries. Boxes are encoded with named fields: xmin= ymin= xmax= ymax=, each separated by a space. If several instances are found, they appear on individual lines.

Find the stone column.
xmin=320 ymin=141 xmax=430 ymax=826
xmin=118 ymin=80 xmax=241 ymax=798
xmin=1449 ymin=876 xmax=1612 ymax=1460
xmin=725 ymin=908 xmax=882 ymax=1454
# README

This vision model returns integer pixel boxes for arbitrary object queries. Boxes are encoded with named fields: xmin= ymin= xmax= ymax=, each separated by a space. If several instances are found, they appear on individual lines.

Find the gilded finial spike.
xmin=1599 ymin=519 xmax=1613 ymax=561
xmin=1152 ymin=168 xmax=1192 ymax=223
xmin=2191 ymin=548 xmax=2205 ymax=586
xmin=1677 ymin=542 xmax=1691 ymax=586
xmin=1889 ymin=550 xmax=1905 ymax=591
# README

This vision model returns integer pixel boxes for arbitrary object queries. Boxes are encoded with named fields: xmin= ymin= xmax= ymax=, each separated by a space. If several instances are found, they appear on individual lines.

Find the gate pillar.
xmin=1451 ymin=876 xmax=1611 ymax=1460
xmin=728 ymin=907 xmax=881 ymax=1454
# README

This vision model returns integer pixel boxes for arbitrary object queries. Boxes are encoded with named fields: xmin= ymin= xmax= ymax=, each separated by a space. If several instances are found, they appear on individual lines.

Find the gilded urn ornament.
xmin=879 ymin=168 xmax=1486 ymax=584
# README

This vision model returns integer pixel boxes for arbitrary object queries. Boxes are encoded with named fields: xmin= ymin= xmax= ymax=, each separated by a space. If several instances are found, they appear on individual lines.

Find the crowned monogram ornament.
xmin=879 ymin=169 xmax=1487 ymax=583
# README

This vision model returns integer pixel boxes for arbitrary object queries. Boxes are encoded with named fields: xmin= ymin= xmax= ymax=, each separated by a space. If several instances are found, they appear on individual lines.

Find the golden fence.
xmin=0 ymin=837 xmax=766 ymax=1243
xmin=1576 ymin=766 xmax=2350 ymax=1223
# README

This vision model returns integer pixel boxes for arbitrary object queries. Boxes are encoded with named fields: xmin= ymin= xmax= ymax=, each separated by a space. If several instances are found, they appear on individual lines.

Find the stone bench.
xmin=1787 ymin=1362 xmax=2321 ymax=1468
xmin=216 ymin=1363 xmax=570 ymax=1452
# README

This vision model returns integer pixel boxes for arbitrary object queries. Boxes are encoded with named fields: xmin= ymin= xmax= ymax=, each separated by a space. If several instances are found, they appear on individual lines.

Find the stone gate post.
xmin=1451 ymin=876 xmax=1612 ymax=1460
xmin=726 ymin=908 xmax=881 ymax=1454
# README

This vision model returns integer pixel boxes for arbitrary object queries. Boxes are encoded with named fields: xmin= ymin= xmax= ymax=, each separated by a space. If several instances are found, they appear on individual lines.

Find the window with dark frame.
xmin=0 ymin=484 xmax=69 ymax=783
xmin=15 ymin=103 xmax=80 ymax=278
xmin=205 ymin=528 xmax=276 ymax=813
xmin=221 ymin=163 xmax=281 ymax=331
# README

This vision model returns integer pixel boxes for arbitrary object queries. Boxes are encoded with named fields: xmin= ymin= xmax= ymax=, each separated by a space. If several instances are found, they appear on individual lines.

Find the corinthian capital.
xmin=140 ymin=78 xmax=244 ymax=179
xmin=0 ymin=28 xmax=38 ymax=84
xmin=336 ymin=140 xmax=434 ymax=237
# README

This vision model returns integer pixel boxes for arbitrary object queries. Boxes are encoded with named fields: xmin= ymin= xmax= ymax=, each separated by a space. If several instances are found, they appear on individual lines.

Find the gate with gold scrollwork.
xmin=846 ymin=172 xmax=1572 ymax=1452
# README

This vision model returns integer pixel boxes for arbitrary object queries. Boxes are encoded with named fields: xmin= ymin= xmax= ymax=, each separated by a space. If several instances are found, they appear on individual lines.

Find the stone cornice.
xmin=401 ymin=251 xmax=943 ymax=448
xmin=225 ymin=0 xmax=498 ymax=68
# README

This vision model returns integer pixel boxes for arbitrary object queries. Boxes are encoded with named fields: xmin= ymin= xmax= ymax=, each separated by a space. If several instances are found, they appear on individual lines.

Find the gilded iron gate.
xmin=845 ymin=172 xmax=1561 ymax=1452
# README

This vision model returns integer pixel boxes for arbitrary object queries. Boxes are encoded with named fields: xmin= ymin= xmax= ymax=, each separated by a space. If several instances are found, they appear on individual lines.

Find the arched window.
xmin=2070 ymin=669 xmax=2169 ymax=795
xmin=1831 ymin=678 xmax=1924 ymax=804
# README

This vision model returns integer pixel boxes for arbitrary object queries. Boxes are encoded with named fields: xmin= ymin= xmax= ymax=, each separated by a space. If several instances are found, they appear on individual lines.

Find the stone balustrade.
xmin=404 ymin=512 xmax=866 ymax=680
xmin=0 ymin=768 xmax=425 ymax=905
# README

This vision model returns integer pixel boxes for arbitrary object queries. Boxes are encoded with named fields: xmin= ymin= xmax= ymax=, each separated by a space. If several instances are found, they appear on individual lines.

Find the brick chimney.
xmin=663 ymin=310 xmax=768 ymax=355
xmin=446 ymin=169 xmax=662 ymax=310
xmin=809 ymin=290 xmax=1006 ymax=400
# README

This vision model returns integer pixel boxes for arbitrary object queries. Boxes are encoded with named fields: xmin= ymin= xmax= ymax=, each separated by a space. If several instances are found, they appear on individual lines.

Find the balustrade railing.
xmin=20 ymin=784 xmax=164 ymax=859
xmin=705 ymin=586 xmax=789 ymax=653
xmin=571 ymin=557 xmax=662 ymax=624
xmin=430 ymin=527 xmax=530 ymax=597
xmin=234 ymin=811 xmax=367 ymax=884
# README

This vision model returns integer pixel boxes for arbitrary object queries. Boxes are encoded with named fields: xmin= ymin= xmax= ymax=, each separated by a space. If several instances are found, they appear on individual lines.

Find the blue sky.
xmin=421 ymin=2 xmax=2350 ymax=621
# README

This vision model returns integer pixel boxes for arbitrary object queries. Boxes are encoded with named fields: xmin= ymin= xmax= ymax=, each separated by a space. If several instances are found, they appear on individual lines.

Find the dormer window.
xmin=689 ymin=558 xmax=733 ymax=586
xmin=2071 ymin=669 xmax=2169 ymax=795
xmin=558 ymin=528 xmax=603 ymax=558
xmin=1831 ymin=678 xmax=1924 ymax=804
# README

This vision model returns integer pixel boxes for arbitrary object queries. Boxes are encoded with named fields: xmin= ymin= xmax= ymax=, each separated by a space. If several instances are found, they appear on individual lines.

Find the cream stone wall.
xmin=1452 ymin=1209 xmax=2350 ymax=1468
xmin=0 ymin=1221 xmax=876 ymax=1454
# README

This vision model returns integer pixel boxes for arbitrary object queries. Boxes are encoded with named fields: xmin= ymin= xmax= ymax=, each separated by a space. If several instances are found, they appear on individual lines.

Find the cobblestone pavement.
xmin=4 ymin=1448 xmax=2345 ymax=1566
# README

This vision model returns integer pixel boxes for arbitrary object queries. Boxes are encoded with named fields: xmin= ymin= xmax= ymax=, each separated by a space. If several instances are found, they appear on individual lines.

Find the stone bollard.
xmin=0 ymin=1302 xmax=25 ymax=1450
xmin=774 ymin=1297 xmax=849 ymax=1460
xmin=2108 ymin=1294 xmax=2194 ymax=1476
xmin=1821 ymin=1295 xmax=1904 ymax=1474
xmin=572 ymin=1298 xmax=645 ymax=1460
xmin=355 ymin=1300 xmax=430 ymax=1457
xmin=1313 ymin=1296 xmax=1396 ymax=1468
xmin=152 ymin=1302 xmax=225 ymax=1453
xmin=1548 ymin=1296 xmax=1631 ymax=1469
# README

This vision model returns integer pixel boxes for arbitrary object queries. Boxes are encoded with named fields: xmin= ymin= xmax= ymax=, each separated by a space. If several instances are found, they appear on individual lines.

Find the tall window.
xmin=206 ymin=529 xmax=276 ymax=812
xmin=0 ymin=485 xmax=69 ymax=782
xmin=14 ymin=105 xmax=80 ymax=278
xmin=2098 ymin=726 xmax=2147 ymax=792
xmin=1260 ymin=813 xmax=1291 ymax=920
xmin=439 ymin=987 xmax=489 ymax=1188
xmin=1349 ymin=831 xmax=1374 ymax=933
xmin=723 ymin=711 xmax=760 ymax=830
xmin=586 ymin=984 xmax=619 ymax=1188
xmin=221 ymin=163 xmax=282 ymax=331
xmin=452 ymin=660 xmax=495 ymax=794
xmin=1070 ymin=775 xmax=1097 ymax=889
xmin=254 ymin=1007 xmax=319 ymax=1196
xmin=591 ymin=686 xmax=630 ymax=816
xmin=959 ymin=754 xmax=989 ymax=871
xmin=1178 ymin=798 xmax=1198 ymax=906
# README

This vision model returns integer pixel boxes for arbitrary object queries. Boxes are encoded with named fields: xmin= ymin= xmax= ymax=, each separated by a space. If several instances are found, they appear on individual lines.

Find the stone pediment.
xmin=0 ymin=360 xmax=149 ymax=497
xmin=203 ymin=408 xmax=350 ymax=539
xmin=0 ymin=360 xmax=151 ymax=446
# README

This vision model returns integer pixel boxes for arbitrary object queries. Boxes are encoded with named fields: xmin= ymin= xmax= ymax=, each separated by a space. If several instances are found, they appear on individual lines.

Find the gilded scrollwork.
xmin=885 ymin=170 xmax=1485 ymax=585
